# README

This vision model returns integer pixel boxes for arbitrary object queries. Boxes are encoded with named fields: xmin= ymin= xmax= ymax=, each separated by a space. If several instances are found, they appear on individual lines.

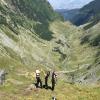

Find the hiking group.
xmin=35 ymin=69 xmax=57 ymax=91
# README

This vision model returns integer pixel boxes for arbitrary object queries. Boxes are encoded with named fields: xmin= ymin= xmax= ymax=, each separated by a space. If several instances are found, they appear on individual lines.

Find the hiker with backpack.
xmin=51 ymin=71 xmax=57 ymax=91
xmin=35 ymin=69 xmax=42 ymax=88
xmin=44 ymin=71 xmax=50 ymax=89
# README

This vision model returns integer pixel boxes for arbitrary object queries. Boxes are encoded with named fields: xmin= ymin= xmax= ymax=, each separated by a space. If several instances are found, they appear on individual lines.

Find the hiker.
xmin=44 ymin=71 xmax=50 ymax=89
xmin=35 ymin=69 xmax=42 ymax=88
xmin=0 ymin=70 xmax=8 ymax=85
xmin=51 ymin=71 xmax=57 ymax=91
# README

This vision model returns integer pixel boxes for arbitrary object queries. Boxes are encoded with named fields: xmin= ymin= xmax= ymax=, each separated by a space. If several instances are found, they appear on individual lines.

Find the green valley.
xmin=0 ymin=0 xmax=100 ymax=100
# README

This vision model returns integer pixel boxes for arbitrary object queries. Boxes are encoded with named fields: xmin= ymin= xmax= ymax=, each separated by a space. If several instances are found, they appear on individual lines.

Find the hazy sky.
xmin=48 ymin=0 xmax=93 ymax=9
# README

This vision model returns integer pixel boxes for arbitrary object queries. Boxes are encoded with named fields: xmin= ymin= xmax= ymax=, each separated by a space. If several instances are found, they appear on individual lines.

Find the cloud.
xmin=48 ymin=0 xmax=93 ymax=9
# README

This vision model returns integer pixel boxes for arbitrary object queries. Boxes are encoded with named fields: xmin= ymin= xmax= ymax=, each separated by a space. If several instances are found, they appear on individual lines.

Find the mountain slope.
xmin=0 ymin=0 xmax=61 ymax=40
xmin=0 ymin=0 xmax=65 ymax=71
xmin=0 ymin=0 xmax=100 ymax=99
xmin=72 ymin=0 xmax=100 ymax=26
xmin=0 ymin=0 xmax=99 ymax=86
xmin=55 ymin=9 xmax=79 ymax=21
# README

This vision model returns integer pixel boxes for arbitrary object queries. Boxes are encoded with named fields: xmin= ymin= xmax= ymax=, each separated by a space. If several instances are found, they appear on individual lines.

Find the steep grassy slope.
xmin=0 ymin=0 xmax=61 ymax=40
xmin=50 ymin=21 xmax=100 ymax=84
xmin=0 ymin=0 xmax=64 ymax=68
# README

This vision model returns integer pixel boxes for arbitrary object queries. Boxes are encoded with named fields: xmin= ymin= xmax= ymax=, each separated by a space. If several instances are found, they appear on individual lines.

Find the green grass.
xmin=0 ymin=26 xmax=18 ymax=42
xmin=0 ymin=78 xmax=100 ymax=100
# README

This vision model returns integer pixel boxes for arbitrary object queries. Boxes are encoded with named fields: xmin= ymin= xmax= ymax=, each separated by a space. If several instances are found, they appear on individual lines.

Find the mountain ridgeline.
xmin=56 ymin=9 xmax=79 ymax=22
xmin=72 ymin=0 xmax=100 ymax=26
xmin=56 ymin=0 xmax=100 ymax=27
xmin=0 ymin=0 xmax=100 ymax=99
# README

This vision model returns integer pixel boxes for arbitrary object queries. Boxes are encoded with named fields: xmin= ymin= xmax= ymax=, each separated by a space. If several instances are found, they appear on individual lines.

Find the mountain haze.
xmin=56 ymin=0 xmax=100 ymax=28
xmin=48 ymin=0 xmax=93 ymax=9
xmin=56 ymin=9 xmax=79 ymax=21
xmin=72 ymin=0 xmax=100 ymax=26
